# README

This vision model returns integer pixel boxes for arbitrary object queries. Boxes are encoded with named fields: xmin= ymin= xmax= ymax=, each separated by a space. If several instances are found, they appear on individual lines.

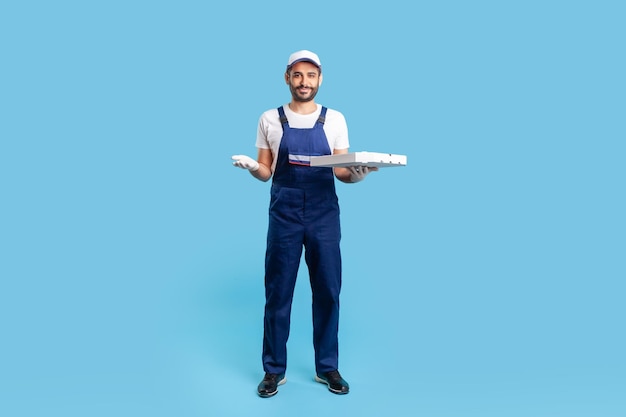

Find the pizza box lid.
xmin=310 ymin=151 xmax=407 ymax=168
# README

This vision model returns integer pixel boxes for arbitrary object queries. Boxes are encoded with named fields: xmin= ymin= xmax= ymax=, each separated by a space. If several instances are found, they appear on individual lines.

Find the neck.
xmin=288 ymin=100 xmax=317 ymax=115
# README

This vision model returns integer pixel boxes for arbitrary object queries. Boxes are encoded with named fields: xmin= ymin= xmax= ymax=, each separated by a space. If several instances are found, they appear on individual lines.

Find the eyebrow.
xmin=293 ymin=71 xmax=319 ymax=76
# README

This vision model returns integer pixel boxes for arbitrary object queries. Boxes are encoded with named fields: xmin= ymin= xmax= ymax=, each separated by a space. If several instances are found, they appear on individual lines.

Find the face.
xmin=285 ymin=61 xmax=322 ymax=102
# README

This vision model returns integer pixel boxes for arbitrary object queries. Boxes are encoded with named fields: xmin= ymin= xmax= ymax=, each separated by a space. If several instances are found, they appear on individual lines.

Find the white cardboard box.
xmin=310 ymin=152 xmax=407 ymax=168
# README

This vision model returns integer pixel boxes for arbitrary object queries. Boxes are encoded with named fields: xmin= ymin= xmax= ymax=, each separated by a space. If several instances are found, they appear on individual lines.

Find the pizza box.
xmin=310 ymin=152 xmax=407 ymax=168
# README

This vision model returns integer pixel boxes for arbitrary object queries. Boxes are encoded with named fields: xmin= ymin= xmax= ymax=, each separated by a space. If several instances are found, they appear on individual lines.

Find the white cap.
xmin=286 ymin=50 xmax=322 ymax=70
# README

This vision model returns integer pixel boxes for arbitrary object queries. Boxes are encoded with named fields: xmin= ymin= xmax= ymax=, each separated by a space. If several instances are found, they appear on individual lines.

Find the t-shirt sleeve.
xmin=329 ymin=110 xmax=350 ymax=150
xmin=255 ymin=113 xmax=271 ymax=149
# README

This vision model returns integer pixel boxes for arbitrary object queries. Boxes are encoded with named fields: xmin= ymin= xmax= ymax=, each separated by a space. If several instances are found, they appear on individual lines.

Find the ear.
xmin=318 ymin=73 xmax=323 ymax=87
xmin=284 ymin=72 xmax=290 ymax=85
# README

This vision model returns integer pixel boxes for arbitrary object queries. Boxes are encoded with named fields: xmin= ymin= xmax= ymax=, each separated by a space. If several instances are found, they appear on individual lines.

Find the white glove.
xmin=232 ymin=155 xmax=260 ymax=171
xmin=348 ymin=165 xmax=377 ymax=182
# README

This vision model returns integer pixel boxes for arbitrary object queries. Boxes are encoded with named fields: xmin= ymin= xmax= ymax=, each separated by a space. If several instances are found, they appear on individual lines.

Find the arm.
xmin=251 ymin=148 xmax=273 ymax=182
xmin=333 ymin=148 xmax=353 ymax=183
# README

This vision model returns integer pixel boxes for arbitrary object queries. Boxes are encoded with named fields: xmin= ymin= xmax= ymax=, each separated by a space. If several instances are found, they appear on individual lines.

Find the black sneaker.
xmin=315 ymin=370 xmax=350 ymax=394
xmin=257 ymin=372 xmax=286 ymax=398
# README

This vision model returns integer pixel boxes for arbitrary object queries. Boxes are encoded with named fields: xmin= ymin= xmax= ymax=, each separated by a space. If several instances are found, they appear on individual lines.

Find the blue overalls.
xmin=262 ymin=106 xmax=342 ymax=375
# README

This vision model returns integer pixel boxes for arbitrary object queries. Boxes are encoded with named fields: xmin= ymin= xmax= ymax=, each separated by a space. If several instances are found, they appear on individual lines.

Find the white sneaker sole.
xmin=315 ymin=376 xmax=348 ymax=394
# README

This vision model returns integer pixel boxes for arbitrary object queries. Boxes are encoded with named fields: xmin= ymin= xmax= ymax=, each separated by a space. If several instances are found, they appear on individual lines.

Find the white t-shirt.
xmin=256 ymin=104 xmax=350 ymax=172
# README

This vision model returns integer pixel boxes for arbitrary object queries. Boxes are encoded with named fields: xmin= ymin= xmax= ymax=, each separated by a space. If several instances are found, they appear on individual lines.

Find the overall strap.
xmin=277 ymin=106 xmax=289 ymax=129
xmin=316 ymin=106 xmax=328 ymax=125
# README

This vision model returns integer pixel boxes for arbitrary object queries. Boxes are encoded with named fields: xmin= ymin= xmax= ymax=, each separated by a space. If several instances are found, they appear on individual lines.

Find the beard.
xmin=289 ymin=83 xmax=319 ymax=102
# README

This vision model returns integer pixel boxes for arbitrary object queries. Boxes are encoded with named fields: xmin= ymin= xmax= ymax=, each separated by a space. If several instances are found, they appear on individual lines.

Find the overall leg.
xmin=305 ymin=239 xmax=342 ymax=373
xmin=304 ymin=192 xmax=342 ymax=374
xmin=262 ymin=186 xmax=305 ymax=374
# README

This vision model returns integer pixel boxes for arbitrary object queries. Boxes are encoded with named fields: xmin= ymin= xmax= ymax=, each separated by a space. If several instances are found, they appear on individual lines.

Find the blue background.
xmin=1 ymin=1 xmax=624 ymax=416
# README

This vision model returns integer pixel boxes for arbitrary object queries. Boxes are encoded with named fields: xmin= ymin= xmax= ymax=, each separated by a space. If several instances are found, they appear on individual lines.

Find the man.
xmin=232 ymin=50 xmax=377 ymax=397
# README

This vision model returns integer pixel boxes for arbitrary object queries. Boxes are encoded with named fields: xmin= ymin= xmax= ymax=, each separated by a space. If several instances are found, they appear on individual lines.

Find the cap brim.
xmin=288 ymin=58 xmax=321 ymax=68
